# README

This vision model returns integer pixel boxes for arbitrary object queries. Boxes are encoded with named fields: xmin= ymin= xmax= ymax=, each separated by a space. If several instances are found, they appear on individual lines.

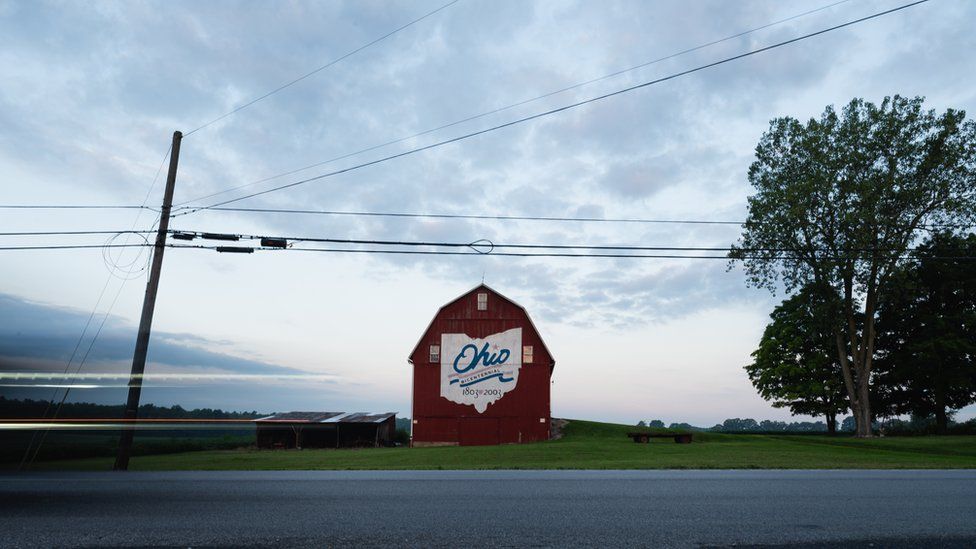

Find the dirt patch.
xmin=550 ymin=418 xmax=569 ymax=440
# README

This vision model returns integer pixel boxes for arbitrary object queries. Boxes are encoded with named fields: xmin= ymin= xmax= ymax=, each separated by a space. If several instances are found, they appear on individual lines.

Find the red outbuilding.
xmin=408 ymin=284 xmax=555 ymax=446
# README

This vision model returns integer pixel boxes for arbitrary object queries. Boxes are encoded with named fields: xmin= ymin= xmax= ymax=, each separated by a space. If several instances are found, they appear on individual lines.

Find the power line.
xmin=180 ymin=206 xmax=746 ymax=225
xmin=0 ymin=205 xmax=154 ymax=211
xmin=183 ymin=0 xmax=461 ymax=137
xmin=5 ymin=223 xmax=970 ymax=253
xmin=170 ymin=243 xmax=974 ymax=261
xmin=4 ymin=237 xmax=966 ymax=257
xmin=0 ymin=230 xmax=156 ymax=236
xmin=174 ymin=0 xmax=852 ymax=206
xmin=0 ymin=244 xmax=149 ymax=251
xmin=175 ymin=0 xmax=929 ymax=214
xmin=167 ymin=229 xmax=965 ymax=255
xmin=182 ymin=244 xmax=751 ymax=259
xmin=195 ymin=231 xmax=743 ymax=251
xmin=7 ymin=233 xmax=961 ymax=258
xmin=177 ymin=206 xmax=976 ymax=230
xmin=16 ymin=274 xmax=113 ymax=471
xmin=23 ymin=276 xmax=129 ymax=468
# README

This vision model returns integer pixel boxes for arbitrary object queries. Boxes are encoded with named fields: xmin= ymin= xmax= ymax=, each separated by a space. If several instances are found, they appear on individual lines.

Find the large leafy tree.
xmin=746 ymin=286 xmax=848 ymax=434
xmin=730 ymin=96 xmax=976 ymax=436
xmin=875 ymin=232 xmax=976 ymax=433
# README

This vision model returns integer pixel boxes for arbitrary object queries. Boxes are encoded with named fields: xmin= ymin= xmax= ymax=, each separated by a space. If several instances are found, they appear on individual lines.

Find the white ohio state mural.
xmin=440 ymin=328 xmax=522 ymax=413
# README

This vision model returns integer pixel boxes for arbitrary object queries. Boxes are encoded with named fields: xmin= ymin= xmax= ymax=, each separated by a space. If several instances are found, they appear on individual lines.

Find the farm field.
xmin=23 ymin=420 xmax=976 ymax=471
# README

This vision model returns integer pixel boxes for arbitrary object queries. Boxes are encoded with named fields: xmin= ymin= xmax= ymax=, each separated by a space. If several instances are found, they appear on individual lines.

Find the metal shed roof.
xmin=255 ymin=412 xmax=395 ymax=424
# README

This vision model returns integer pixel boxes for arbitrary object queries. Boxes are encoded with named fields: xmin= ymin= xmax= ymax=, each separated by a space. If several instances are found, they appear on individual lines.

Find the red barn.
xmin=408 ymin=284 xmax=555 ymax=446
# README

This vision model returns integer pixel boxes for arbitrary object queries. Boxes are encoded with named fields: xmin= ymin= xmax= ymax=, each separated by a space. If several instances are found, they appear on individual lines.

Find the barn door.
xmin=458 ymin=417 xmax=500 ymax=446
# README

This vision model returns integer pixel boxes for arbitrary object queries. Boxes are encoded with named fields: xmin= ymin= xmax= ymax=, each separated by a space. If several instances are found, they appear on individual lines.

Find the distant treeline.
xmin=0 ymin=398 xmax=415 ymax=465
xmin=0 ymin=396 xmax=264 ymax=420
xmin=637 ymin=419 xmax=825 ymax=432
xmin=638 ymin=416 xmax=976 ymax=435
xmin=0 ymin=397 xmax=263 ymax=466
xmin=637 ymin=419 xmax=824 ymax=433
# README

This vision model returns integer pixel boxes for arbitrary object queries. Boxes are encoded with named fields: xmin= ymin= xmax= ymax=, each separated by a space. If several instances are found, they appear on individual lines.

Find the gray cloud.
xmin=2 ymin=0 xmax=974 ymax=422
xmin=0 ymin=293 xmax=364 ymax=412
xmin=0 ymin=293 xmax=307 ymax=376
xmin=598 ymin=155 xmax=683 ymax=199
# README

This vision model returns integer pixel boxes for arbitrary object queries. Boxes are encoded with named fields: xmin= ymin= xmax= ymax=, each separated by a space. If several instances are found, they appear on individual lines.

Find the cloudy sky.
xmin=1 ymin=0 xmax=974 ymax=425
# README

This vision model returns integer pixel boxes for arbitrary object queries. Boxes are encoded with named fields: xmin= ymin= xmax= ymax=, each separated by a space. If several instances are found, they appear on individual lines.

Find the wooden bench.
xmin=627 ymin=432 xmax=693 ymax=444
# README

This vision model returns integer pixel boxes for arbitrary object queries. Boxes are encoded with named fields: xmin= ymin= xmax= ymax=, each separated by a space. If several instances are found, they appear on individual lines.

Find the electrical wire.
xmin=0 ymin=205 xmax=154 ymax=211
xmin=174 ymin=230 xmax=824 ymax=251
xmin=169 ymin=243 xmax=975 ymax=261
xmin=15 ymin=276 xmax=113 ymax=471
xmin=0 ymin=230 xmax=156 ymax=236
xmin=0 ymin=244 xmax=150 ymax=251
xmin=173 ymin=206 xmax=976 ymax=230
xmin=181 ymin=206 xmax=746 ymax=225
xmin=102 ymin=231 xmax=155 ymax=280
xmin=165 ymin=229 xmax=972 ymax=256
xmin=183 ymin=0 xmax=461 ymax=137
xmin=174 ymin=0 xmax=929 ymax=214
xmin=24 ymin=276 xmax=130 ymax=468
xmin=175 ymin=0 xmax=853 ymax=206
xmin=19 ymin=146 xmax=171 ymax=470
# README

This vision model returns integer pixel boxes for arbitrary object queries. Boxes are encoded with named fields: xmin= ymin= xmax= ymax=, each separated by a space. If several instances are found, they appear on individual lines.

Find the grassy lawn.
xmin=28 ymin=419 xmax=976 ymax=471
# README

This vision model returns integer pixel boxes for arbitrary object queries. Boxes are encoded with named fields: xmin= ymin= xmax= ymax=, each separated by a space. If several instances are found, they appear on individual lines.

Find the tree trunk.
xmin=857 ymin=281 xmax=880 ymax=438
xmin=827 ymin=277 xmax=877 ymax=438
xmin=936 ymin=407 xmax=948 ymax=435
xmin=855 ymin=376 xmax=873 ymax=437
xmin=842 ymin=277 xmax=874 ymax=437
xmin=935 ymin=384 xmax=948 ymax=435
xmin=834 ymin=330 xmax=861 ymax=430
xmin=840 ymin=270 xmax=879 ymax=439
xmin=826 ymin=412 xmax=836 ymax=435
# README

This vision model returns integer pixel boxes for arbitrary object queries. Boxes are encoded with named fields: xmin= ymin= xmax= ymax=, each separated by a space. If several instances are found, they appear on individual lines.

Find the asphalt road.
xmin=2 ymin=470 xmax=975 ymax=548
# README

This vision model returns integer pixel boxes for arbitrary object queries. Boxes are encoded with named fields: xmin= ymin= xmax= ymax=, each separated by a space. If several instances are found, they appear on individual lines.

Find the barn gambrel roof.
xmin=407 ymin=283 xmax=555 ymax=370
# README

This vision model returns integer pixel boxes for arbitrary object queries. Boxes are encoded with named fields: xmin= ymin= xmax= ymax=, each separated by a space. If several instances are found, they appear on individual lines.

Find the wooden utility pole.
xmin=114 ymin=130 xmax=182 ymax=471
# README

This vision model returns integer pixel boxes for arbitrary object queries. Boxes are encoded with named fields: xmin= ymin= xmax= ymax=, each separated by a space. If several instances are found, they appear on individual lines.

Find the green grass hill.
xmin=26 ymin=419 xmax=976 ymax=471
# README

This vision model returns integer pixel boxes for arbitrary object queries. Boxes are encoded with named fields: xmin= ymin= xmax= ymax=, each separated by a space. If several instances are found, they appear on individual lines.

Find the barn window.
xmin=477 ymin=292 xmax=488 ymax=310
xmin=429 ymin=344 xmax=440 ymax=363
xmin=523 ymin=345 xmax=534 ymax=364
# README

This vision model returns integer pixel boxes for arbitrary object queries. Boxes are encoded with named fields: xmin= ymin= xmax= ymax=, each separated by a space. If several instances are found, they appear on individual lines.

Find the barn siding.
xmin=410 ymin=285 xmax=553 ymax=446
